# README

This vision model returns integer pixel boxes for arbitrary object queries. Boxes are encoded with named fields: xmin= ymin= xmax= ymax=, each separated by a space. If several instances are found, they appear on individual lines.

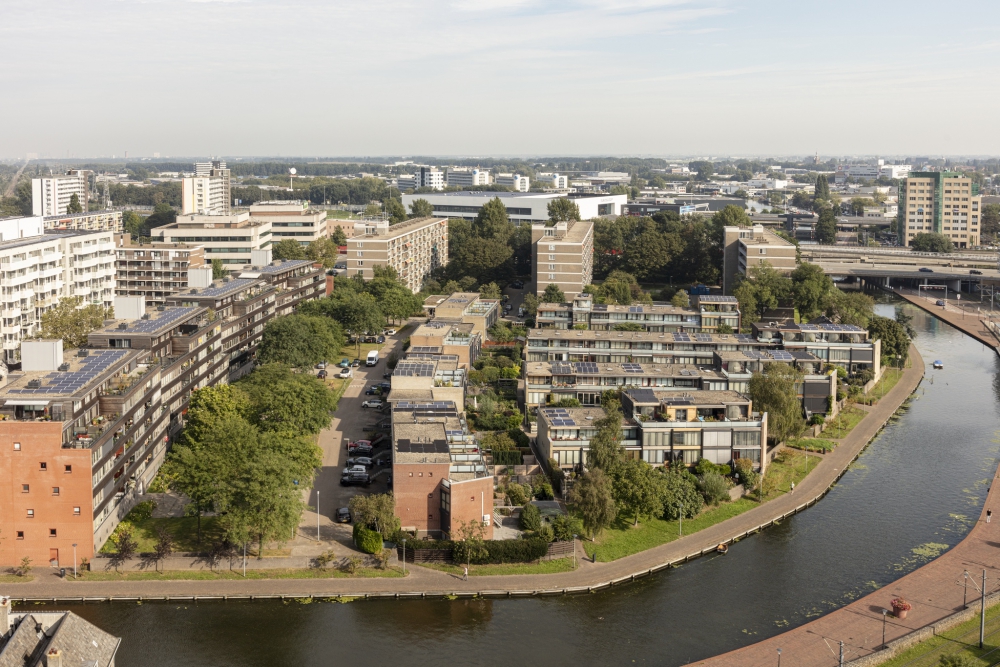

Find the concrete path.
xmin=894 ymin=287 xmax=1000 ymax=351
xmin=2 ymin=345 xmax=925 ymax=604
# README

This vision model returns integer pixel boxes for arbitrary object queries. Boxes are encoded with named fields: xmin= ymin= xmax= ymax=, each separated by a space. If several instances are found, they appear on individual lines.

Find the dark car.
xmin=511 ymin=280 xmax=524 ymax=289
xmin=335 ymin=507 xmax=352 ymax=523
xmin=351 ymin=358 xmax=361 ymax=367
xmin=936 ymin=300 xmax=946 ymax=306
xmin=378 ymin=381 xmax=391 ymax=391
xmin=376 ymin=335 xmax=386 ymax=344
xmin=340 ymin=473 xmax=371 ymax=487
xmin=919 ymin=267 xmax=934 ymax=273
xmin=365 ymin=386 xmax=379 ymax=395
xmin=971 ymin=269 xmax=983 ymax=275
xmin=317 ymin=369 xmax=328 ymax=379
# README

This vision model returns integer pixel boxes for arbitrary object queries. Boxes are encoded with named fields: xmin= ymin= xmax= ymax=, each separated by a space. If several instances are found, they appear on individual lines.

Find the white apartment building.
xmin=43 ymin=209 xmax=123 ymax=232
xmin=151 ymin=212 xmax=272 ymax=266
xmin=0 ymin=216 xmax=116 ymax=363
xmin=32 ymin=172 xmax=88 ymax=216
xmin=181 ymin=160 xmax=231 ymax=215
xmin=401 ymin=191 xmax=626 ymax=224
xmin=446 ymin=168 xmax=491 ymax=188
xmin=836 ymin=161 xmax=912 ymax=183
xmin=495 ymin=173 xmax=530 ymax=192
xmin=418 ymin=167 xmax=445 ymax=190
xmin=346 ymin=217 xmax=448 ymax=292
xmin=747 ymin=178 xmax=788 ymax=189
xmin=248 ymin=200 xmax=327 ymax=246
xmin=536 ymin=173 xmax=569 ymax=189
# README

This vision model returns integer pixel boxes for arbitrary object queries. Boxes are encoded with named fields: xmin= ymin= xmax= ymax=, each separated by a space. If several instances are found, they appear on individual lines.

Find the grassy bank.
xmin=875 ymin=598 xmax=1000 ymax=666
xmin=417 ymin=558 xmax=577 ymax=577
xmin=787 ymin=438 xmax=835 ymax=452
xmin=823 ymin=407 xmax=867 ymax=439
xmin=99 ymin=516 xmax=224 ymax=555
xmin=584 ymin=449 xmax=821 ymax=562
xmin=71 ymin=566 xmax=405 ymax=581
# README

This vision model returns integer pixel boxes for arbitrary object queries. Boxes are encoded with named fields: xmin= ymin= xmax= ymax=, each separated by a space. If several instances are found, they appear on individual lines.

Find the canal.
xmin=20 ymin=303 xmax=1000 ymax=667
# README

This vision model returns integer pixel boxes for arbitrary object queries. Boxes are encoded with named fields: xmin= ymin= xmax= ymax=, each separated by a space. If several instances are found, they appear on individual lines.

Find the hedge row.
xmin=353 ymin=523 xmax=383 ymax=554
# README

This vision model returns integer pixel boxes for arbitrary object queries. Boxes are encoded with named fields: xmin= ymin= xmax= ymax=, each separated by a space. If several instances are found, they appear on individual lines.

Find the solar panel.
xmin=258 ymin=260 xmax=312 ymax=273
xmin=192 ymin=278 xmax=257 ymax=298
xmin=574 ymin=362 xmax=599 ymax=374
xmin=621 ymin=363 xmax=643 ymax=373
xmin=695 ymin=334 xmax=712 ymax=342
xmin=552 ymin=362 xmax=573 ymax=375
xmin=113 ymin=307 xmax=200 ymax=334
xmin=629 ymin=306 xmax=644 ymax=313
xmin=673 ymin=333 xmax=691 ymax=342
xmin=9 ymin=349 xmax=129 ymax=395
xmin=395 ymin=439 xmax=449 ymax=454
xmin=394 ymin=362 xmax=435 ymax=377
xmin=735 ymin=334 xmax=755 ymax=343
xmin=770 ymin=350 xmax=794 ymax=360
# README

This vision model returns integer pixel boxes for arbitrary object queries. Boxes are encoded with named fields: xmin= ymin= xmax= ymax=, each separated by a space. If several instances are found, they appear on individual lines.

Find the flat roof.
xmin=256 ymin=259 xmax=315 ymax=273
xmin=0 ymin=228 xmax=112 ymax=253
xmin=625 ymin=388 xmax=749 ymax=405
xmin=526 ymin=360 xmax=725 ymax=380
xmin=393 ymin=422 xmax=451 ymax=463
xmin=527 ymin=329 xmax=761 ymax=345
xmin=539 ymin=301 xmax=699 ymax=315
xmin=1 ymin=349 xmax=138 ymax=399
xmin=186 ymin=278 xmax=259 ymax=299
xmin=101 ymin=306 xmax=202 ymax=335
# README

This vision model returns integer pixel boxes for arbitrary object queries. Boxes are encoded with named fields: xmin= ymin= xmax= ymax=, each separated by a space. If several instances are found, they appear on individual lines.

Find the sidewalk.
xmin=2 ymin=346 xmax=925 ymax=604
xmin=893 ymin=287 xmax=1000 ymax=351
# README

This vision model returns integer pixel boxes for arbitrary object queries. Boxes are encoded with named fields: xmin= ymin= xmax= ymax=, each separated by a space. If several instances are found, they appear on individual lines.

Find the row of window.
xmin=12 ymin=528 xmax=68 ymax=539
xmin=22 ymin=507 xmax=81 ymax=518
xmin=21 ymin=484 xmax=63 ymax=494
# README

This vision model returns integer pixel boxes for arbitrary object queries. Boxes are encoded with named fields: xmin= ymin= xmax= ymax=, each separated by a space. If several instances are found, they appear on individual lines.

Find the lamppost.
xmin=881 ymin=609 xmax=889 ymax=648
xmin=573 ymin=534 xmax=578 ymax=568
xmin=402 ymin=538 xmax=406 ymax=575
xmin=964 ymin=570 xmax=970 ymax=608
xmin=776 ymin=648 xmax=782 ymax=667
xmin=72 ymin=543 xmax=77 ymax=579
xmin=316 ymin=490 xmax=321 ymax=542
xmin=678 ymin=502 xmax=684 ymax=537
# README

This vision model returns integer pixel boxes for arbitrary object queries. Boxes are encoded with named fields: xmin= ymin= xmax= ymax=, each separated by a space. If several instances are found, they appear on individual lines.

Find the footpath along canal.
xmin=14 ymin=302 xmax=1000 ymax=667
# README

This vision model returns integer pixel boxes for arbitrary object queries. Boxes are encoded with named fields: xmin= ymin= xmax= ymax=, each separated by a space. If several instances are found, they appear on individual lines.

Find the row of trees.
xmin=166 ymin=366 xmax=330 ymax=553
xmin=733 ymin=262 xmax=876 ymax=326
xmin=271 ymin=235 xmax=347 ymax=268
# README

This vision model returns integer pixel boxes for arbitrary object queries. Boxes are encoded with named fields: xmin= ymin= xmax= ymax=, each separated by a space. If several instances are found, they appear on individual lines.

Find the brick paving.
xmin=895 ymin=287 xmax=1000 ymax=350
xmin=2 ymin=345 xmax=926 ymax=618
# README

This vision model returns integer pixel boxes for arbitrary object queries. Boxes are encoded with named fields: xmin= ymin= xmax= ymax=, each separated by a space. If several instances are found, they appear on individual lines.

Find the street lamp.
xmin=316 ymin=490 xmax=321 ymax=542
xmin=573 ymin=534 xmax=578 ymax=568
xmin=678 ymin=502 xmax=684 ymax=537
xmin=777 ymin=648 xmax=782 ymax=667
xmin=401 ymin=538 xmax=406 ymax=574
xmin=964 ymin=570 xmax=970 ymax=608
xmin=881 ymin=609 xmax=889 ymax=648
xmin=72 ymin=543 xmax=77 ymax=579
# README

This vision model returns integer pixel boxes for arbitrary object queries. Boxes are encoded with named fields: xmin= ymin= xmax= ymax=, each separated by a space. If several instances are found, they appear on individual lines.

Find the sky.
xmin=2 ymin=0 xmax=999 ymax=159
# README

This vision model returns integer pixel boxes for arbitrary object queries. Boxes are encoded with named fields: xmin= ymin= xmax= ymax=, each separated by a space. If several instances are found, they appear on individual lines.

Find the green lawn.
xmin=584 ymin=449 xmax=821 ymax=562
xmin=73 ymin=566 xmax=405 ymax=581
xmin=99 ymin=516 xmax=224 ymax=555
xmin=861 ymin=365 xmax=907 ymax=404
xmin=786 ymin=438 xmax=835 ymax=452
xmin=0 ymin=574 xmax=33 ymax=583
xmin=875 ymin=598 xmax=1000 ymax=667
xmin=823 ymin=407 xmax=867 ymax=439
xmin=417 ymin=558 xmax=577 ymax=577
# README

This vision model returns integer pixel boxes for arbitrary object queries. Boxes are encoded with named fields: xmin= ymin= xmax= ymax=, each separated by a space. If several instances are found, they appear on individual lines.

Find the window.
xmin=39 ymin=462 xmax=46 ymax=470
xmin=22 ymin=484 xmax=28 ymax=493
xmin=26 ymin=509 xmax=34 ymax=518
xmin=64 ymin=465 xmax=72 ymax=473
xmin=52 ymin=487 xmax=60 ymax=496
xmin=13 ymin=442 xmax=20 ymax=451
xmin=73 ymin=506 xmax=81 ymax=516
xmin=49 ymin=529 xmax=57 ymax=537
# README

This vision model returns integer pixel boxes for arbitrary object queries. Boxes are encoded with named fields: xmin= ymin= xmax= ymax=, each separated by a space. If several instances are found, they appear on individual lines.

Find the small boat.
xmin=716 ymin=543 xmax=729 ymax=555
xmin=933 ymin=360 xmax=944 ymax=369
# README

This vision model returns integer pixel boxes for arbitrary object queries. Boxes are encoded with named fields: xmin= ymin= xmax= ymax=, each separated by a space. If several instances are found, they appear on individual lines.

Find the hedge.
xmin=393 ymin=535 xmax=549 ymax=564
xmin=353 ymin=523 xmax=383 ymax=554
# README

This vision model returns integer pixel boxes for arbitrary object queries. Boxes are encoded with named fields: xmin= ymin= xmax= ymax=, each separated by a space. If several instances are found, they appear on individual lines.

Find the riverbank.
xmin=892 ymin=286 xmax=1000 ymax=352
xmin=2 ymin=344 xmax=925 ymax=603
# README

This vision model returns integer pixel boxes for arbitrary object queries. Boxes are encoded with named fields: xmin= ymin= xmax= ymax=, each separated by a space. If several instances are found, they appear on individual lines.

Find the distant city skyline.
xmin=3 ymin=0 xmax=998 ymax=158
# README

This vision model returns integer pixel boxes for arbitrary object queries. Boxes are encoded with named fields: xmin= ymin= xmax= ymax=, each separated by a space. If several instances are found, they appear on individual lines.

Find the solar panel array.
xmin=627 ymin=388 xmax=658 ymax=404
xmin=678 ymin=369 xmax=699 ymax=376
xmin=695 ymin=334 xmax=713 ymax=342
xmin=592 ymin=305 xmax=608 ymax=312
xmin=541 ymin=408 xmax=576 ymax=427
xmin=770 ymin=350 xmax=795 ymax=361
xmin=395 ymin=439 xmax=449 ymax=454
xmin=394 ymin=401 xmax=455 ymax=411
xmin=673 ymin=333 xmax=692 ymax=342
xmin=628 ymin=306 xmax=644 ymax=313
xmin=742 ymin=350 xmax=773 ymax=360
xmin=409 ymin=346 xmax=443 ymax=354
xmin=394 ymin=362 xmax=435 ymax=377
xmin=798 ymin=323 xmax=864 ymax=332
xmin=574 ymin=362 xmax=599 ymax=374
xmin=257 ymin=260 xmax=311 ymax=273
xmin=621 ymin=363 xmax=643 ymax=373
xmin=192 ymin=279 xmax=256 ymax=298
xmin=9 ymin=349 xmax=129 ymax=396
xmin=735 ymin=334 xmax=755 ymax=343
xmin=698 ymin=295 xmax=738 ymax=303
xmin=551 ymin=362 xmax=574 ymax=375
xmin=113 ymin=307 xmax=199 ymax=334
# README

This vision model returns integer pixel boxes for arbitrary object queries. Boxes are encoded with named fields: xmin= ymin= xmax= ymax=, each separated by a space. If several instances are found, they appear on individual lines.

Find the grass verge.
xmin=584 ymin=449 xmax=821 ymax=562
xmin=823 ymin=406 xmax=867 ymax=439
xmin=875 ymin=598 xmax=1000 ymax=666
xmin=99 ymin=516 xmax=224 ymax=555
xmin=71 ymin=566 xmax=405 ymax=581
xmin=0 ymin=575 xmax=34 ymax=583
xmin=416 ymin=558 xmax=577 ymax=577
xmin=786 ymin=438 xmax=835 ymax=452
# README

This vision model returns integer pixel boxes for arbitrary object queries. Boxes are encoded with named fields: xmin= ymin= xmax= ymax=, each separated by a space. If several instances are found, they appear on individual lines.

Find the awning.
xmin=4 ymin=399 xmax=50 ymax=406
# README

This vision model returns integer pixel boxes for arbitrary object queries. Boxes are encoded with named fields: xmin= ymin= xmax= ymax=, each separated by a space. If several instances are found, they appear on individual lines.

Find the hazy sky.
xmin=3 ymin=0 xmax=999 ymax=159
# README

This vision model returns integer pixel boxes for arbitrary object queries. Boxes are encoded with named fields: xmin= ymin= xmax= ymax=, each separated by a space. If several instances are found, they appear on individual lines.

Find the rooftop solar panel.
xmin=190 ymin=279 xmax=258 ymax=299
xmin=8 ymin=349 xmax=129 ymax=396
xmin=394 ymin=362 xmax=436 ymax=377
xmin=552 ymin=363 xmax=573 ymax=375
xmin=621 ymin=363 xmax=643 ymax=373
xmin=574 ymin=362 xmax=599 ymax=374
xmin=629 ymin=306 xmax=644 ymax=313
xmin=770 ymin=350 xmax=795 ymax=360
xmin=695 ymin=334 xmax=712 ymax=342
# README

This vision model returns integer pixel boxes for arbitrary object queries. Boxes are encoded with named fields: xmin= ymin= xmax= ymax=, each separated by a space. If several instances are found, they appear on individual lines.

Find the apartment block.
xmin=346 ymin=217 xmax=448 ymax=293
xmin=495 ymin=173 xmax=530 ymax=192
xmin=387 ymin=358 xmax=466 ymax=410
xmin=535 ymin=293 xmax=740 ymax=333
xmin=421 ymin=292 xmax=499 ymax=337
xmin=898 ymin=171 xmax=981 ymax=248
xmin=241 ymin=258 xmax=326 ymax=317
xmin=114 ymin=233 xmax=206 ymax=305
xmin=532 ymin=219 xmax=594 ymax=300
xmin=401 ymin=191 xmax=626 ymax=224
xmin=537 ymin=388 xmax=768 ymax=471
xmin=0 ymin=217 xmax=116 ymax=364
xmin=722 ymin=224 xmax=797 ymax=295
xmin=751 ymin=319 xmax=881 ymax=378
xmin=43 ymin=209 xmax=123 ymax=233
xmin=181 ymin=160 xmax=231 ymax=215
xmin=391 ymin=400 xmax=492 ymax=539
xmin=32 ymin=172 xmax=88 ymax=216
xmin=151 ymin=212 xmax=271 ymax=266
xmin=446 ymin=168 xmax=491 ymax=188
xmin=248 ymin=200 xmax=328 ymax=246
xmin=406 ymin=319 xmax=481 ymax=368
xmin=418 ymin=167 xmax=445 ymax=190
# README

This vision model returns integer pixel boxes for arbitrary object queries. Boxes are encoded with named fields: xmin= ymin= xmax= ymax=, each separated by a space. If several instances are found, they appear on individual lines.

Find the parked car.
xmin=936 ymin=300 xmax=946 ymax=306
xmin=339 ymin=367 xmax=353 ymax=379
xmin=353 ymin=457 xmax=374 ymax=468
xmin=317 ymin=370 xmax=328 ymax=379
xmin=335 ymin=507 xmax=352 ymax=523
xmin=919 ymin=267 xmax=934 ymax=273
xmin=348 ymin=439 xmax=372 ymax=453
xmin=365 ymin=386 xmax=380 ymax=395
xmin=511 ymin=280 xmax=524 ymax=289
xmin=377 ymin=382 xmax=391 ymax=391
xmin=315 ymin=361 xmax=327 ymax=369
xmin=338 ymin=358 xmax=351 ymax=368
xmin=362 ymin=399 xmax=383 ymax=409
xmin=342 ymin=464 xmax=366 ymax=475
xmin=351 ymin=358 xmax=361 ymax=367
xmin=340 ymin=473 xmax=371 ymax=487
xmin=971 ymin=269 xmax=983 ymax=275
xmin=376 ymin=335 xmax=386 ymax=344
xmin=383 ymin=328 xmax=397 ymax=336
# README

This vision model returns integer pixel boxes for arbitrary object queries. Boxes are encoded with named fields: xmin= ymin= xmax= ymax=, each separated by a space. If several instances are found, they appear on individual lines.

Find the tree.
xmin=122 ymin=210 xmax=144 ymax=237
xmin=385 ymin=198 xmax=407 ymax=224
xmin=67 ymin=193 xmax=83 ymax=214
xmin=716 ymin=323 xmax=734 ymax=334
xmin=868 ymin=315 xmax=910 ymax=365
xmin=543 ymin=284 xmax=565 ymax=303
xmin=305 ymin=237 xmax=339 ymax=268
xmin=152 ymin=526 xmax=174 ymax=573
xmin=37 ymin=296 xmax=111 ymax=348
xmin=521 ymin=293 xmax=540 ymax=317
xmin=816 ymin=209 xmax=838 ymax=245
xmin=612 ymin=459 xmax=661 ymax=525
xmin=409 ymin=198 xmax=433 ymax=218
xmin=790 ymin=263 xmax=834 ymax=320
xmin=910 ymin=232 xmax=953 ymax=253
xmin=815 ymin=175 xmax=831 ymax=201
xmin=588 ymin=405 xmax=624 ymax=471
xmin=671 ymin=289 xmax=690 ymax=308
xmin=348 ymin=493 xmax=399 ymax=538
xmin=110 ymin=526 xmax=138 ymax=573
xmin=748 ymin=363 xmax=805 ymax=444
xmin=144 ymin=202 xmax=176 ymax=232
xmin=473 ymin=197 xmax=514 ymax=242
xmin=981 ymin=203 xmax=1000 ymax=241
xmin=479 ymin=281 xmax=501 ymax=299
xmin=827 ymin=291 xmax=875 ymax=328
xmin=211 ymin=258 xmax=226 ymax=279
xmin=519 ymin=502 xmax=542 ymax=531
xmin=690 ymin=160 xmax=714 ymax=181
xmin=259 ymin=314 xmax=344 ymax=368
xmin=568 ymin=469 xmax=617 ymax=538
xmin=272 ymin=238 xmax=307 ymax=260
xmin=330 ymin=226 xmax=347 ymax=246
xmin=698 ymin=472 xmax=730 ymax=505
xmin=238 ymin=363 xmax=337 ymax=435
xmin=613 ymin=322 xmax=645 ymax=331
xmin=547 ymin=198 xmax=581 ymax=222
xmin=363 ymin=203 xmax=382 ymax=218
xmin=453 ymin=520 xmax=488 ymax=566
xmin=711 ymin=204 xmax=752 ymax=228
xmin=658 ymin=464 xmax=704 ymax=519
xmin=733 ymin=263 xmax=793 ymax=323
xmin=849 ymin=197 xmax=875 ymax=216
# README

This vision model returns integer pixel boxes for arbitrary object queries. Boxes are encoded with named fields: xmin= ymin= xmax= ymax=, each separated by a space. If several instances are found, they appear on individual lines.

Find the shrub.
xmin=353 ymin=523 xmax=383 ymax=554
xmin=698 ymin=472 xmax=731 ymax=506
xmin=694 ymin=458 xmax=730 ymax=477
xmin=519 ymin=503 xmax=542 ymax=531
xmin=551 ymin=514 xmax=583 ymax=541
xmin=505 ymin=482 xmax=530 ymax=506
xmin=128 ymin=500 xmax=157 ymax=522
xmin=939 ymin=654 xmax=980 ymax=667
xmin=534 ymin=481 xmax=554 ymax=501
xmin=508 ymin=428 xmax=529 ymax=448
xmin=810 ymin=413 xmax=825 ymax=425
xmin=535 ymin=524 xmax=555 ymax=542
xmin=547 ymin=458 xmax=566 ymax=494
xmin=480 ymin=537 xmax=548 ymax=564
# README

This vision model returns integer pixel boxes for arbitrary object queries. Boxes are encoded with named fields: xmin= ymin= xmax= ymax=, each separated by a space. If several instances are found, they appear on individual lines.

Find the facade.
xmin=151 ymin=212 xmax=272 ymax=266
xmin=0 ymin=218 xmax=116 ymax=364
xmin=240 ymin=258 xmax=325 ymax=317
xmin=401 ymin=191 xmax=626 ymax=224
xmin=418 ymin=167 xmax=445 ymax=190
xmin=722 ymin=225 xmax=797 ymax=295
xmin=532 ymin=219 xmax=594 ymax=300
xmin=0 ymin=598 xmax=120 ymax=667
xmin=114 ymin=234 xmax=206 ymax=305
xmin=751 ymin=319 xmax=881 ymax=378
xmin=43 ymin=209 xmax=123 ymax=233
xmin=898 ymin=172 xmax=981 ymax=248
xmin=537 ymin=389 xmax=768 ymax=471
xmin=446 ymin=169 xmax=491 ymax=187
xmin=181 ymin=161 xmax=231 ymax=215
xmin=495 ymin=174 xmax=530 ymax=192
xmin=421 ymin=292 xmax=499 ymax=337
xmin=391 ymin=401 xmax=492 ymax=539
xmin=535 ymin=293 xmax=740 ymax=333
xmin=32 ymin=173 xmax=88 ymax=216
xmin=535 ymin=173 xmax=568 ymax=189
xmin=624 ymin=200 xmax=711 ymax=216
xmin=248 ymin=201 xmax=328 ymax=246
xmin=345 ymin=217 xmax=449 ymax=293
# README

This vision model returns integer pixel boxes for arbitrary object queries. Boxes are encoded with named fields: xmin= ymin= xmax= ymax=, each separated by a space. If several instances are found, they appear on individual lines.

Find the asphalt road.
xmin=501 ymin=280 xmax=533 ymax=323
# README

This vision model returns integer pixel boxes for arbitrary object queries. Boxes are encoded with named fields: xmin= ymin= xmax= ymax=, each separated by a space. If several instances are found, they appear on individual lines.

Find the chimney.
xmin=0 ymin=596 xmax=9 ymax=636
xmin=46 ymin=648 xmax=63 ymax=667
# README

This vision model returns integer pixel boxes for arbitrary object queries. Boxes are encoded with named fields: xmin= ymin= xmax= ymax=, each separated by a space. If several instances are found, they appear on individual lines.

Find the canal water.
xmin=18 ymin=304 xmax=1000 ymax=667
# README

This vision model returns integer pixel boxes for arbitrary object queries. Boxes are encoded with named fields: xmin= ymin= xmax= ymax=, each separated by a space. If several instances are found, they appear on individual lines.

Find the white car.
xmin=339 ymin=367 xmax=353 ymax=379
xmin=383 ymin=328 xmax=397 ymax=336
xmin=361 ymin=399 xmax=383 ymax=409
